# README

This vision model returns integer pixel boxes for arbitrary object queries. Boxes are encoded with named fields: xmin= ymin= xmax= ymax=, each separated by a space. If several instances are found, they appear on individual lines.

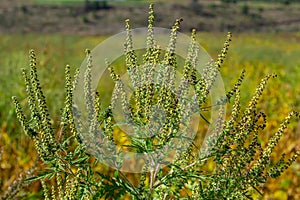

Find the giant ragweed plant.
xmin=11 ymin=4 xmax=299 ymax=200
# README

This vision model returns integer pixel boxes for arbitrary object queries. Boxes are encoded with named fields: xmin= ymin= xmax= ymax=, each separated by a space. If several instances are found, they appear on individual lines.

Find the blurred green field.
xmin=0 ymin=32 xmax=300 ymax=199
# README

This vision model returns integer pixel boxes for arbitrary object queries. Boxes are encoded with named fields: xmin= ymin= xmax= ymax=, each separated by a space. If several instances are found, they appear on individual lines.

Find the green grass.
xmin=1 ymin=33 xmax=300 ymax=132
xmin=33 ymin=0 xmax=94 ymax=6
xmin=0 ymin=34 xmax=106 ymax=133
xmin=1 ymin=32 xmax=300 ymax=131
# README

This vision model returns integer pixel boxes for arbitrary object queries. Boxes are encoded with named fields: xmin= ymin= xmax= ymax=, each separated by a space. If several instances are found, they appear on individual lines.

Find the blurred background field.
xmin=0 ymin=0 xmax=300 ymax=199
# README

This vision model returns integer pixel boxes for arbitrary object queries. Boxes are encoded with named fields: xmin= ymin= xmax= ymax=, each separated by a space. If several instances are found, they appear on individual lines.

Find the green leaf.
xmin=24 ymin=171 xmax=53 ymax=182
xmin=114 ymin=170 xmax=119 ymax=178
xmin=71 ymin=156 xmax=89 ymax=164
